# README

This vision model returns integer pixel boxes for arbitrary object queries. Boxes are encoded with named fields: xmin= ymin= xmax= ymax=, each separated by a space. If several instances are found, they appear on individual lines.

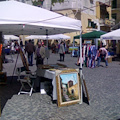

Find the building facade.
xmin=41 ymin=0 xmax=112 ymax=43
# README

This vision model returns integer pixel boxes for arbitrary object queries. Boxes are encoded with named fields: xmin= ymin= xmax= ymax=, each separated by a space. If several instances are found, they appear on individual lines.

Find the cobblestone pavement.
xmin=0 ymin=52 xmax=120 ymax=120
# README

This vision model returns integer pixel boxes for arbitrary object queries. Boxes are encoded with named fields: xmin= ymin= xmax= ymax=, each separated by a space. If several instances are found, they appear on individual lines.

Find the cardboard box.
xmin=108 ymin=56 xmax=112 ymax=63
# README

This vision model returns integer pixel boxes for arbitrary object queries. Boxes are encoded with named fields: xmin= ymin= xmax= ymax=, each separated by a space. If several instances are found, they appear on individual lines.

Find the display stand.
xmin=0 ymin=72 xmax=7 ymax=84
xmin=83 ymin=79 xmax=90 ymax=104
xmin=0 ymin=98 xmax=1 ymax=117
xmin=0 ymin=56 xmax=2 ymax=72
xmin=11 ymin=44 xmax=29 ymax=83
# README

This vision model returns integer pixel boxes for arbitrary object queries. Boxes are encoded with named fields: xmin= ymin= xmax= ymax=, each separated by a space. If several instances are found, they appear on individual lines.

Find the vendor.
xmin=36 ymin=42 xmax=45 ymax=66
xmin=96 ymin=47 xmax=108 ymax=67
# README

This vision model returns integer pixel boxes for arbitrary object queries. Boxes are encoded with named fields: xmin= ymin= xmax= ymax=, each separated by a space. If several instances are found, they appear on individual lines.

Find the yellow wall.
xmin=54 ymin=9 xmax=98 ymax=44
xmin=81 ymin=12 xmax=97 ymax=33
xmin=68 ymin=83 xmax=79 ymax=98
xmin=96 ymin=1 xmax=100 ymax=19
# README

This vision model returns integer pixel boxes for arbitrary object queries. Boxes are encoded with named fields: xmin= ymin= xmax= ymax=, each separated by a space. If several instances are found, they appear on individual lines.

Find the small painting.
xmin=56 ymin=71 xmax=81 ymax=107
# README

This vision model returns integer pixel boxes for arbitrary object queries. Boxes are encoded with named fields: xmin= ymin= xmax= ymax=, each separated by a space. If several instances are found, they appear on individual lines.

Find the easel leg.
xmin=0 ymin=98 xmax=1 ymax=117
xmin=83 ymin=79 xmax=90 ymax=104
xmin=10 ymin=53 xmax=19 ymax=83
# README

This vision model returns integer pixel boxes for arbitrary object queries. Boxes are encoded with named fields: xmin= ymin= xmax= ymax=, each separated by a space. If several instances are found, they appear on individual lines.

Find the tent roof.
xmin=0 ymin=1 xmax=81 ymax=35
xmin=100 ymin=29 xmax=120 ymax=40
xmin=25 ymin=34 xmax=70 ymax=40
xmin=74 ymin=31 xmax=106 ymax=39
xmin=4 ymin=35 xmax=19 ymax=40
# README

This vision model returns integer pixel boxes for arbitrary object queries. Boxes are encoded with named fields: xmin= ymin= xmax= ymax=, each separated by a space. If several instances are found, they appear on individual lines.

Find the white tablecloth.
xmin=36 ymin=68 xmax=80 ymax=101
xmin=36 ymin=68 xmax=58 ymax=100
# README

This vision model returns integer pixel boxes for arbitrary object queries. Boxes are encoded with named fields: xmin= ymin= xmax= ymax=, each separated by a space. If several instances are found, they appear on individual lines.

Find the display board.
xmin=0 ymin=72 xmax=7 ymax=84
xmin=19 ymin=49 xmax=29 ymax=71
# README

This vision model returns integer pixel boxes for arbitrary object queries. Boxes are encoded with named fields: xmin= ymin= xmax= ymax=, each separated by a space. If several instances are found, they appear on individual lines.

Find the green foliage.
xmin=32 ymin=0 xmax=64 ymax=6
xmin=32 ymin=0 xmax=44 ymax=7
xmin=52 ymin=0 xmax=64 ymax=5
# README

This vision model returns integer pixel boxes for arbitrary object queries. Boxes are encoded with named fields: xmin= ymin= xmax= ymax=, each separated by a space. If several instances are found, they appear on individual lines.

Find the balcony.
xmin=112 ymin=3 xmax=120 ymax=10
xmin=99 ymin=18 xmax=115 ymax=27
xmin=86 ymin=27 xmax=97 ymax=32
xmin=51 ymin=0 xmax=83 ymax=11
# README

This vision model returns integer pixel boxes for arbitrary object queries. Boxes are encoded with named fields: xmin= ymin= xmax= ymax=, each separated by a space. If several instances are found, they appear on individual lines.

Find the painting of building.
xmin=59 ymin=72 xmax=80 ymax=102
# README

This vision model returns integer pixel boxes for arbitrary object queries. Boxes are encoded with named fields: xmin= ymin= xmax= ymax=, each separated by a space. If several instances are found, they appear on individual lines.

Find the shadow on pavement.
xmin=0 ymin=76 xmax=21 ymax=112
xmin=83 ymin=92 xmax=89 ymax=105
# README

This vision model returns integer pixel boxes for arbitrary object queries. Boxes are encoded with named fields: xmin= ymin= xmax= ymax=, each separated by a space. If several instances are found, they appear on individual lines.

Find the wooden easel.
xmin=83 ymin=79 xmax=90 ymax=104
xmin=19 ymin=48 xmax=29 ymax=71
xmin=11 ymin=43 xmax=29 ymax=83
xmin=0 ymin=98 xmax=1 ymax=117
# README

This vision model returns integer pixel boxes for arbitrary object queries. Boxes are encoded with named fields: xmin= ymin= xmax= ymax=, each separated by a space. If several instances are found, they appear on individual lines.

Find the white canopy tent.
xmin=100 ymin=29 xmax=120 ymax=40
xmin=4 ymin=35 xmax=19 ymax=40
xmin=0 ymin=1 xmax=81 ymax=35
xmin=0 ymin=1 xmax=83 ymax=102
xmin=25 ymin=34 xmax=71 ymax=40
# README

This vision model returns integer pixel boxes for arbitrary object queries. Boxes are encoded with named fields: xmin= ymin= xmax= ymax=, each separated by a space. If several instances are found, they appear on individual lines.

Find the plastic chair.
xmin=16 ymin=66 xmax=36 ymax=96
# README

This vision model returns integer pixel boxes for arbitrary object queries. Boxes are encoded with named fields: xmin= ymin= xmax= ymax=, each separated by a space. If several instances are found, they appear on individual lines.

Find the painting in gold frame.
xmin=56 ymin=70 xmax=81 ymax=107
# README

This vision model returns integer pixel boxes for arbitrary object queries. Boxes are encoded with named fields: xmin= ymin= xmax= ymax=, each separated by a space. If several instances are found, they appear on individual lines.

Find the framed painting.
xmin=56 ymin=69 xmax=81 ymax=107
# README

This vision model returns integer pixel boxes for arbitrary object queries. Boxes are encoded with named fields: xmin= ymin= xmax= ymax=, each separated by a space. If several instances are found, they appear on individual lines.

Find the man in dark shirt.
xmin=25 ymin=39 xmax=35 ymax=66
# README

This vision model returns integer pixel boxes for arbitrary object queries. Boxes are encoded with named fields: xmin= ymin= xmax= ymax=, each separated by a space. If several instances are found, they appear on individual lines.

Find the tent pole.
xmin=72 ymin=38 xmax=75 ymax=57
xmin=46 ymin=29 xmax=48 ymax=48
xmin=0 ymin=32 xmax=3 ymax=72
xmin=46 ymin=29 xmax=48 ymax=64
xmin=79 ymin=27 xmax=83 ymax=104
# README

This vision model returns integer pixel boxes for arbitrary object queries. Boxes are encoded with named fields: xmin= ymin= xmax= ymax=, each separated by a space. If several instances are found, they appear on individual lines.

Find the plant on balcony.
xmin=32 ymin=0 xmax=44 ymax=7
xmin=52 ymin=0 xmax=64 ymax=5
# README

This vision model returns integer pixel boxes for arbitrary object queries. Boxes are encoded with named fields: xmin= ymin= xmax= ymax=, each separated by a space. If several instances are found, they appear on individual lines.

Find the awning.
xmin=101 ymin=29 xmax=120 ymax=40
xmin=74 ymin=31 xmax=106 ymax=39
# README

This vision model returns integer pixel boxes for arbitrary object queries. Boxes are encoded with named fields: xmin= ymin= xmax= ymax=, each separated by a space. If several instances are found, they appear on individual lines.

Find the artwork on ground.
xmin=56 ymin=71 xmax=81 ymax=107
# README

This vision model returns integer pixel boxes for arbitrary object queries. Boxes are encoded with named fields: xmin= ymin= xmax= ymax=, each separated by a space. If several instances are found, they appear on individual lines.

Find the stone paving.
xmin=0 ymin=52 xmax=120 ymax=120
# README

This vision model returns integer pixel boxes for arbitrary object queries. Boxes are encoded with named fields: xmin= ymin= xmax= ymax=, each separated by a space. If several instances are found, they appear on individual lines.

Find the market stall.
xmin=25 ymin=34 xmax=71 ymax=40
xmin=100 ymin=29 xmax=120 ymax=61
xmin=0 ymin=1 xmax=83 ymax=106
xmin=36 ymin=64 xmax=81 ymax=107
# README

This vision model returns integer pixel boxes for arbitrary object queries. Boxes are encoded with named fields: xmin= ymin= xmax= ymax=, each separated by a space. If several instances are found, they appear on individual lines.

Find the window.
xmin=112 ymin=13 xmax=117 ymax=20
xmin=88 ymin=19 xmax=92 ymax=27
xmin=88 ymin=19 xmax=97 ymax=28
xmin=90 ymin=0 xmax=93 ymax=4
xmin=71 ymin=89 xmax=74 ymax=95
xmin=112 ymin=0 xmax=117 ymax=8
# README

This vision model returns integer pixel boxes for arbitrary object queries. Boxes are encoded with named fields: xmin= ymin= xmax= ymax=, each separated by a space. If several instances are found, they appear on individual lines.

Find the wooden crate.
xmin=0 ymin=72 xmax=7 ymax=84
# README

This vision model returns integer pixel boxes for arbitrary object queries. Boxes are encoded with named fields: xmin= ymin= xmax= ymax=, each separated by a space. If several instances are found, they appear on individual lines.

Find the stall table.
xmin=36 ymin=64 xmax=68 ymax=100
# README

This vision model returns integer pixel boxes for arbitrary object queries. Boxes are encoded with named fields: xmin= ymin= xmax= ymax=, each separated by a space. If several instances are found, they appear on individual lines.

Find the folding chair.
xmin=16 ymin=66 xmax=36 ymax=96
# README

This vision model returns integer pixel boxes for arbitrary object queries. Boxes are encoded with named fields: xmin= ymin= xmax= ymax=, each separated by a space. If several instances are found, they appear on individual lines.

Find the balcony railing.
xmin=99 ymin=18 xmax=115 ymax=26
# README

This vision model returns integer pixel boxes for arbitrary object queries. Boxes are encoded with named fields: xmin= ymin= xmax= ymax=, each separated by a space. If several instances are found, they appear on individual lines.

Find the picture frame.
xmin=56 ymin=69 xmax=81 ymax=107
